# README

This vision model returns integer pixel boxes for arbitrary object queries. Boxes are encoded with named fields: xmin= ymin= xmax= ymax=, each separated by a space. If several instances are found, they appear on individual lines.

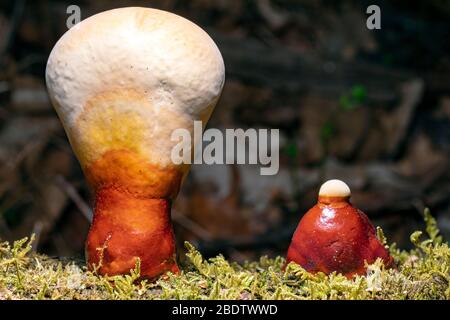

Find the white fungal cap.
xmin=45 ymin=7 xmax=225 ymax=169
xmin=318 ymin=179 xmax=351 ymax=198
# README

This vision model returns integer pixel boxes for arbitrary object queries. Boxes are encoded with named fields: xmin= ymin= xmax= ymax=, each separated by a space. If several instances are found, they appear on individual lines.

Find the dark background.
xmin=0 ymin=0 xmax=449 ymax=263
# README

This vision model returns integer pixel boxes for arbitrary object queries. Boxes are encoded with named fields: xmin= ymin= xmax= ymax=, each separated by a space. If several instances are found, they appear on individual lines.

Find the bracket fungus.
xmin=46 ymin=8 xmax=225 ymax=279
xmin=286 ymin=179 xmax=395 ymax=278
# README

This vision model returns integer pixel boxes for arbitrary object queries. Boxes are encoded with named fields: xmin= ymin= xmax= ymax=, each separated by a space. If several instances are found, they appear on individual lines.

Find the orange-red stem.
xmin=86 ymin=186 xmax=179 ymax=279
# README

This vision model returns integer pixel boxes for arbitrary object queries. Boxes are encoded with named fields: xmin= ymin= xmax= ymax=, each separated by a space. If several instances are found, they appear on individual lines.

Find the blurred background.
xmin=0 ymin=0 xmax=449 ymax=263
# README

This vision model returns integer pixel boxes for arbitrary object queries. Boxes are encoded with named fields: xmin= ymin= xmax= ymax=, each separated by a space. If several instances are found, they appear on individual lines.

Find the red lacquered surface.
xmin=286 ymin=196 xmax=394 ymax=277
xmin=85 ymin=186 xmax=179 ymax=279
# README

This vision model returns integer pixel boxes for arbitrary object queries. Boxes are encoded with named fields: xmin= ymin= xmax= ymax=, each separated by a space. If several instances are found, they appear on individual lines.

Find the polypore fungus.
xmin=46 ymin=8 xmax=225 ymax=279
xmin=286 ymin=179 xmax=394 ymax=277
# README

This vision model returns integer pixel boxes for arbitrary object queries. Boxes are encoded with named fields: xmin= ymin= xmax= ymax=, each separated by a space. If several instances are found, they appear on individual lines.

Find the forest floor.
xmin=0 ymin=211 xmax=448 ymax=300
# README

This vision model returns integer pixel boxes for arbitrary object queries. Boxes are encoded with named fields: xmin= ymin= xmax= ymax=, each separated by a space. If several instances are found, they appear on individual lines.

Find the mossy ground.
xmin=0 ymin=210 xmax=449 ymax=300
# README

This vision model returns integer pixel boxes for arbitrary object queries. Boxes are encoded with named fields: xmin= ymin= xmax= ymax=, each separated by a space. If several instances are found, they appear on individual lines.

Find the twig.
xmin=31 ymin=220 xmax=43 ymax=252
xmin=172 ymin=210 xmax=213 ymax=241
xmin=55 ymin=175 xmax=92 ymax=222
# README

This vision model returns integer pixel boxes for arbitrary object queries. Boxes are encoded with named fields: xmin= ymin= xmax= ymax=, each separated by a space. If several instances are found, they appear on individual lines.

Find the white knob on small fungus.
xmin=318 ymin=179 xmax=351 ymax=198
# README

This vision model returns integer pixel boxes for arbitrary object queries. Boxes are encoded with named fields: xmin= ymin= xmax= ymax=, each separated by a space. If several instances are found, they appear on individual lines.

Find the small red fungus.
xmin=286 ymin=179 xmax=395 ymax=278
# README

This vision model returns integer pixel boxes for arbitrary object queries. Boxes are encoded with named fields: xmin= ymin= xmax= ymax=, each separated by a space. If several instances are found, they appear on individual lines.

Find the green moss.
xmin=0 ymin=210 xmax=449 ymax=300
